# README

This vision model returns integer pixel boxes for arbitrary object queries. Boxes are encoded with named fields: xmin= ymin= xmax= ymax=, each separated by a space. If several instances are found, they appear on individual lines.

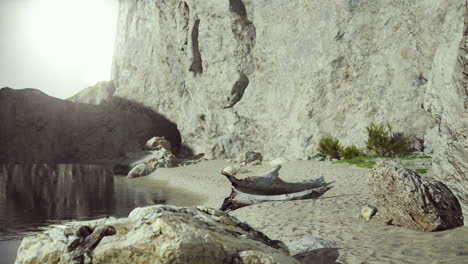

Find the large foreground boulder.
xmin=15 ymin=205 xmax=299 ymax=264
xmin=368 ymin=160 xmax=463 ymax=231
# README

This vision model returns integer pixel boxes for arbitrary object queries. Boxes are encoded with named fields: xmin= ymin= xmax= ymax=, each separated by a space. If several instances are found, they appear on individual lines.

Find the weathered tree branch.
xmin=220 ymin=165 xmax=332 ymax=211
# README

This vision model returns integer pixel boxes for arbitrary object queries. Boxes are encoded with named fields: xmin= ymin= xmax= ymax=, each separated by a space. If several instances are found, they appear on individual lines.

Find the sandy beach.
xmin=135 ymin=159 xmax=468 ymax=264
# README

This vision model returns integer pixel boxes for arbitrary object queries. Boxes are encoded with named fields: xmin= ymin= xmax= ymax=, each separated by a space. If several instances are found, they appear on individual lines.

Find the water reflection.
xmin=0 ymin=164 xmax=165 ymax=239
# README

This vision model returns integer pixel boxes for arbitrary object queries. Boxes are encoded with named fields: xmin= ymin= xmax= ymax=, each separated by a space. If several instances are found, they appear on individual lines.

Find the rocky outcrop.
xmin=68 ymin=81 xmax=116 ymax=105
xmin=117 ymin=147 xmax=178 ymax=178
xmin=423 ymin=2 xmax=468 ymax=219
xmin=110 ymin=0 xmax=468 ymax=159
xmin=368 ymin=160 xmax=464 ymax=231
xmin=0 ymin=88 xmax=181 ymax=163
xmin=235 ymin=151 xmax=263 ymax=165
xmin=15 ymin=205 xmax=299 ymax=264
xmin=126 ymin=163 xmax=155 ymax=178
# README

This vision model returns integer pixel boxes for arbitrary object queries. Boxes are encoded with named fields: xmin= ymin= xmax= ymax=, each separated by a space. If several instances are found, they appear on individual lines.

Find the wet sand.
xmin=139 ymin=159 xmax=468 ymax=264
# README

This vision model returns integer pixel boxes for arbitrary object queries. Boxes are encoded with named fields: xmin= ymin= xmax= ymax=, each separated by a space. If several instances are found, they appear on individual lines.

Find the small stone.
xmin=359 ymin=205 xmax=377 ymax=221
xmin=236 ymin=151 xmax=263 ymax=165
xmin=285 ymin=236 xmax=336 ymax=255
xmin=222 ymin=166 xmax=239 ymax=176
xmin=145 ymin=136 xmax=172 ymax=152
xmin=269 ymin=157 xmax=287 ymax=166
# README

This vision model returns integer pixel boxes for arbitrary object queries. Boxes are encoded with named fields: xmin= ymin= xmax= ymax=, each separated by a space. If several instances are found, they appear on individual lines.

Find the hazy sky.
xmin=0 ymin=0 xmax=119 ymax=99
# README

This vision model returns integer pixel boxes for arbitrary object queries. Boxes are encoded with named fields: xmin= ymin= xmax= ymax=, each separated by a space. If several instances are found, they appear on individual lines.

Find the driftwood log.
xmin=221 ymin=165 xmax=332 ymax=211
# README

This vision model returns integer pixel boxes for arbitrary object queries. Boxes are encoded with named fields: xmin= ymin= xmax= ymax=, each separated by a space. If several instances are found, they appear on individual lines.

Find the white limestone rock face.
xmin=111 ymin=0 xmax=468 ymax=159
xmin=423 ymin=2 xmax=468 ymax=221
xmin=15 ymin=205 xmax=298 ymax=264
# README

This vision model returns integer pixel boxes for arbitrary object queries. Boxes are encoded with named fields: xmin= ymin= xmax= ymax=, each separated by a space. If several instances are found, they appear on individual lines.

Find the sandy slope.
xmin=137 ymin=160 xmax=468 ymax=264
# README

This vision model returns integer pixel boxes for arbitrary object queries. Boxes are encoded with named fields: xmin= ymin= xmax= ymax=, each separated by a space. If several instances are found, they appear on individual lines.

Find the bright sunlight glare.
xmin=0 ymin=0 xmax=118 ymax=99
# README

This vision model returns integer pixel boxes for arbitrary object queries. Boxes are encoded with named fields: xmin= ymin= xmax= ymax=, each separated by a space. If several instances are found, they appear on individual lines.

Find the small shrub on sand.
xmin=342 ymin=146 xmax=362 ymax=159
xmin=318 ymin=136 xmax=342 ymax=159
xmin=366 ymin=122 xmax=411 ymax=157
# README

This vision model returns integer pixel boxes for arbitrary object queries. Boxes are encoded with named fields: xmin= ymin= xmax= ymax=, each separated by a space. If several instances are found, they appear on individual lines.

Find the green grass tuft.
xmin=415 ymin=168 xmax=428 ymax=174
xmin=400 ymin=155 xmax=432 ymax=160
xmin=332 ymin=155 xmax=378 ymax=169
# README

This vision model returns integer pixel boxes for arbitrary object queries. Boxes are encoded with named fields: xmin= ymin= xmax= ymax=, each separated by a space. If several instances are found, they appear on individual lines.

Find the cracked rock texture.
xmin=111 ymin=0 xmax=468 ymax=159
xmin=368 ymin=160 xmax=463 ymax=232
xmin=15 ymin=205 xmax=298 ymax=264
xmin=423 ymin=2 xmax=468 ymax=219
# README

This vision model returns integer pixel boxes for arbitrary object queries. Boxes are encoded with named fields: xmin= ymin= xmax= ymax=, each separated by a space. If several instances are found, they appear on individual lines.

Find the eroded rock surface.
xmin=368 ymin=160 xmax=463 ymax=231
xmin=110 ymin=0 xmax=468 ymax=159
xmin=15 ymin=205 xmax=298 ymax=264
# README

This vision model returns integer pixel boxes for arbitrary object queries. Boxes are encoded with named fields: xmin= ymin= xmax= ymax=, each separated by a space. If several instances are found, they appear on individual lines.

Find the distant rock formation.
xmin=368 ymin=160 xmax=463 ymax=231
xmin=68 ymin=81 xmax=116 ymax=105
xmin=0 ymin=88 xmax=181 ymax=163
xmin=15 ymin=205 xmax=299 ymax=264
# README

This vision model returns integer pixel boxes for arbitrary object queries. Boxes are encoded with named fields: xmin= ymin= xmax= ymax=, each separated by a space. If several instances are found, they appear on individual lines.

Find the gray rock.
xmin=126 ymin=163 xmax=155 ymax=179
xmin=124 ymin=148 xmax=178 ymax=178
xmin=146 ymin=148 xmax=178 ymax=168
xmin=359 ymin=205 xmax=378 ymax=221
xmin=368 ymin=160 xmax=464 ymax=231
xmin=144 ymin=136 xmax=172 ymax=152
xmin=236 ymin=151 xmax=263 ymax=165
xmin=15 ymin=205 xmax=299 ymax=264
xmin=284 ymin=236 xmax=336 ymax=256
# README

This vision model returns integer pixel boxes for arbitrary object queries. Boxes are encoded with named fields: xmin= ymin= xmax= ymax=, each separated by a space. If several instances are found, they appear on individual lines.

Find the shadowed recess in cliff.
xmin=223 ymin=0 xmax=256 ymax=109
xmin=223 ymin=72 xmax=249 ymax=108
xmin=0 ymin=88 xmax=181 ymax=163
xmin=229 ymin=0 xmax=247 ymax=18
xmin=189 ymin=18 xmax=203 ymax=75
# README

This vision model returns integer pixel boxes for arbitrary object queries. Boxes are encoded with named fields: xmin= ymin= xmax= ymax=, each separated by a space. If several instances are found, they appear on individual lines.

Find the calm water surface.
xmin=0 ymin=164 xmax=167 ymax=264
